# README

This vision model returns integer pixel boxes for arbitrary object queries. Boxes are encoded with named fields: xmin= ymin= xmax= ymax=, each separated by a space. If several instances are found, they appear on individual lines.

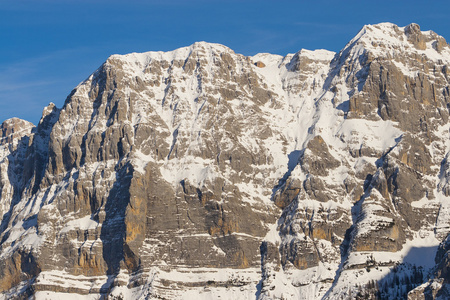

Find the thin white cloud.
xmin=0 ymin=80 xmax=58 ymax=92
xmin=0 ymin=51 xmax=73 ymax=93
xmin=0 ymin=47 xmax=98 ymax=124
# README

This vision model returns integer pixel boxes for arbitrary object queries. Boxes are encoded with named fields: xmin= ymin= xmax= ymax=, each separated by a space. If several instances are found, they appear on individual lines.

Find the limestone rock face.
xmin=1 ymin=23 xmax=450 ymax=299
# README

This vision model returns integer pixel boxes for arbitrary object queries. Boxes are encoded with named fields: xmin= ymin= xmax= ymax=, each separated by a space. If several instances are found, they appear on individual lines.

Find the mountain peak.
xmin=107 ymin=41 xmax=234 ymax=67
xmin=0 ymin=117 xmax=34 ymax=146
xmin=338 ymin=22 xmax=450 ymax=66
xmin=1 ymin=117 xmax=34 ymax=132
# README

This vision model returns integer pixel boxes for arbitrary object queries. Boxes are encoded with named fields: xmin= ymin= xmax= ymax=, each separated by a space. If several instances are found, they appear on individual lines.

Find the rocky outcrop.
xmin=0 ymin=118 xmax=34 ymax=147
xmin=254 ymin=61 xmax=266 ymax=68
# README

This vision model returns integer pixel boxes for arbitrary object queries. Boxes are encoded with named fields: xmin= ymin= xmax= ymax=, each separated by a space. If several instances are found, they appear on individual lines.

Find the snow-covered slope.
xmin=0 ymin=22 xmax=450 ymax=299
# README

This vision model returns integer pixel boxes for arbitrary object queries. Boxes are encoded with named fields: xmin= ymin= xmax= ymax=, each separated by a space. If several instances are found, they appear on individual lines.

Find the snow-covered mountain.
xmin=1 ymin=22 xmax=450 ymax=299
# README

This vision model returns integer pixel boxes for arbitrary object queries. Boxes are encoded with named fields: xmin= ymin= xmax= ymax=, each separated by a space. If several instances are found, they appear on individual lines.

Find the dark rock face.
xmin=435 ymin=234 xmax=450 ymax=282
xmin=408 ymin=234 xmax=450 ymax=299
xmin=0 ymin=23 xmax=450 ymax=299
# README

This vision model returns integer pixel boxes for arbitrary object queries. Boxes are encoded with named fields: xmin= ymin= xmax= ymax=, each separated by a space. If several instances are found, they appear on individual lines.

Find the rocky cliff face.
xmin=1 ymin=22 xmax=450 ymax=299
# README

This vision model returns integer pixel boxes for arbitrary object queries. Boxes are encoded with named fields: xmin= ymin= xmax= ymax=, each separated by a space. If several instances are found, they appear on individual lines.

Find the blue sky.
xmin=1 ymin=0 xmax=449 ymax=125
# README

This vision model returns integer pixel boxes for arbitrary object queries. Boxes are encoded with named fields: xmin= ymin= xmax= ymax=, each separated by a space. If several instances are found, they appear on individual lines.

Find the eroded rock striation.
xmin=1 ymin=22 xmax=450 ymax=299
